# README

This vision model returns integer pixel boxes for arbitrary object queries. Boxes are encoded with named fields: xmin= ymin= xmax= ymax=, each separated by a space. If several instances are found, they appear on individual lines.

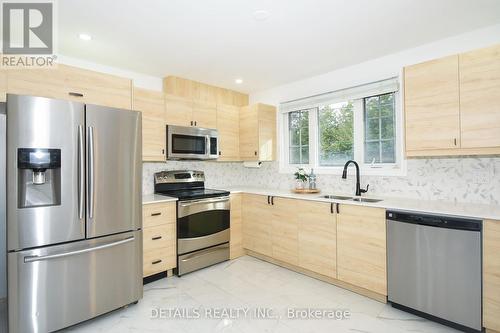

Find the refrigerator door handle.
xmin=23 ymin=236 xmax=135 ymax=263
xmin=78 ymin=125 xmax=85 ymax=220
xmin=87 ymin=126 xmax=95 ymax=220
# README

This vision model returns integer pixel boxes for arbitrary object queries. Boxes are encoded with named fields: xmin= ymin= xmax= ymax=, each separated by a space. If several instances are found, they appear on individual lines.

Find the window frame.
xmin=278 ymin=90 xmax=406 ymax=177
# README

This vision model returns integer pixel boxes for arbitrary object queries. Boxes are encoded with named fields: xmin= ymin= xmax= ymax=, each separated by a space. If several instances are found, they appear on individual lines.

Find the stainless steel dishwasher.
xmin=387 ymin=210 xmax=482 ymax=332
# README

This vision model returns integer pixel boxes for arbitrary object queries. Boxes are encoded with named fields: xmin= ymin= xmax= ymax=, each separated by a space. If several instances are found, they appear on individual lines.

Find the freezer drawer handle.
xmin=23 ymin=236 xmax=135 ymax=263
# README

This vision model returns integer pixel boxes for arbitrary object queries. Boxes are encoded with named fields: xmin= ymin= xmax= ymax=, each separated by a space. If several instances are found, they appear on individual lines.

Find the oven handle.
xmin=179 ymin=196 xmax=230 ymax=207
xmin=178 ymin=196 xmax=230 ymax=219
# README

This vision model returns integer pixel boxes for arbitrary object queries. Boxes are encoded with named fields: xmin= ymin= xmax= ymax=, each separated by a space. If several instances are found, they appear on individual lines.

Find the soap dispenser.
xmin=308 ymin=168 xmax=317 ymax=190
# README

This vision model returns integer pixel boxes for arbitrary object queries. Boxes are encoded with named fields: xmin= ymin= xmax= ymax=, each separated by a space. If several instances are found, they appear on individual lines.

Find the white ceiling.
xmin=58 ymin=0 xmax=500 ymax=93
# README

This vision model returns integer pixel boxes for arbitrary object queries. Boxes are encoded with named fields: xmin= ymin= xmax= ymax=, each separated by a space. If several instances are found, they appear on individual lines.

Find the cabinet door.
xmin=193 ymin=100 xmax=217 ymax=129
xmin=272 ymin=198 xmax=299 ymax=266
xmin=133 ymin=88 xmax=165 ymax=161
xmin=165 ymin=94 xmax=192 ymax=127
xmin=460 ymin=45 xmax=500 ymax=148
xmin=217 ymin=104 xmax=240 ymax=160
xmin=239 ymin=105 xmax=259 ymax=160
xmin=241 ymin=194 xmax=273 ymax=257
xmin=337 ymin=204 xmax=387 ymax=295
xmin=230 ymin=194 xmax=244 ymax=259
xmin=404 ymin=55 xmax=460 ymax=152
xmin=298 ymin=201 xmax=336 ymax=278
xmin=257 ymin=104 xmax=277 ymax=161
xmin=6 ymin=67 xmax=68 ymax=100
xmin=63 ymin=65 xmax=132 ymax=109
xmin=484 ymin=219 xmax=500 ymax=332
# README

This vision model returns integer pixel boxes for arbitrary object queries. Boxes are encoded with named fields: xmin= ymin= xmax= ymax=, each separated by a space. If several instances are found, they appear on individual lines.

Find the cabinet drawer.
xmin=143 ymin=202 xmax=176 ymax=228
xmin=143 ymin=224 xmax=175 ymax=252
xmin=143 ymin=247 xmax=176 ymax=277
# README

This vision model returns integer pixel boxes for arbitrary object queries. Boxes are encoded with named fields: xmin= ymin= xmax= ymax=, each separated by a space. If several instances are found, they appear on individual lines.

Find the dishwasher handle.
xmin=387 ymin=211 xmax=481 ymax=232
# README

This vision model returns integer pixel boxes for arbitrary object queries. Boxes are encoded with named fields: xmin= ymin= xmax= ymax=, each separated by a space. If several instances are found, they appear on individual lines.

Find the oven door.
xmin=167 ymin=125 xmax=218 ymax=160
xmin=177 ymin=196 xmax=230 ymax=254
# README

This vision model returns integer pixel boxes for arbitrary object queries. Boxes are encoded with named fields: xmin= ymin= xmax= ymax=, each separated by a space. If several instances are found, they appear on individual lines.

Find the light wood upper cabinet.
xmin=241 ymin=194 xmax=273 ymax=257
xmin=483 ymin=219 xmax=500 ymax=332
xmin=230 ymin=194 xmax=244 ymax=259
xmin=297 ymin=200 xmax=336 ymax=278
xmin=5 ymin=64 xmax=133 ymax=109
xmin=64 ymin=65 xmax=132 ymax=109
xmin=337 ymin=204 xmax=387 ymax=295
xmin=460 ymin=44 xmax=500 ymax=149
xmin=271 ymin=198 xmax=299 ymax=266
xmin=133 ymin=88 xmax=165 ymax=161
xmin=165 ymin=94 xmax=192 ymax=127
xmin=240 ymin=103 xmax=276 ymax=161
xmin=404 ymin=55 xmax=460 ymax=153
xmin=192 ymin=100 xmax=217 ymax=128
xmin=217 ymin=104 xmax=240 ymax=160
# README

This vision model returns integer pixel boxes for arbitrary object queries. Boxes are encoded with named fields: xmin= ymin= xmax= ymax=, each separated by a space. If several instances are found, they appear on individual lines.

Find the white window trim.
xmin=278 ymin=79 xmax=407 ymax=177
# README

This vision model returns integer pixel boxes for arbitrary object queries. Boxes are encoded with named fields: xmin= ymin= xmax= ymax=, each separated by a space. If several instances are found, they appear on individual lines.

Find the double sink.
xmin=321 ymin=195 xmax=383 ymax=203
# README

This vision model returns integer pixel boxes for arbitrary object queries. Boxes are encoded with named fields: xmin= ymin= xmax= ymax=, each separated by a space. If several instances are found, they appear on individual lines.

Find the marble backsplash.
xmin=143 ymin=157 xmax=500 ymax=205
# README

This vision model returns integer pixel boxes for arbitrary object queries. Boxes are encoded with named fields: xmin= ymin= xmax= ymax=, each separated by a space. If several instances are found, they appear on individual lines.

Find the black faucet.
xmin=342 ymin=160 xmax=369 ymax=196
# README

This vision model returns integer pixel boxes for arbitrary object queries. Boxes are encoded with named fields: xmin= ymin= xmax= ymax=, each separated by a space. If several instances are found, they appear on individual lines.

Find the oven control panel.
xmin=154 ymin=170 xmax=205 ymax=184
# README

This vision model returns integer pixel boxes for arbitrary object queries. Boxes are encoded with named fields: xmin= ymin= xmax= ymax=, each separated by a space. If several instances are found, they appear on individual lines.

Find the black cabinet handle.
xmin=219 ymin=151 xmax=222 ymax=156
xmin=162 ymin=149 xmax=165 ymax=155
xmin=330 ymin=203 xmax=333 ymax=214
xmin=152 ymin=236 xmax=162 ymax=240
xmin=151 ymin=212 xmax=161 ymax=216
xmin=152 ymin=260 xmax=162 ymax=265
xmin=190 ymin=121 xmax=193 ymax=126
xmin=194 ymin=121 xmax=197 ymax=126
xmin=271 ymin=196 xmax=274 ymax=205
xmin=254 ymin=151 xmax=258 ymax=156
xmin=336 ymin=203 xmax=340 ymax=214
xmin=69 ymin=92 xmax=84 ymax=97
xmin=267 ymin=196 xmax=270 ymax=205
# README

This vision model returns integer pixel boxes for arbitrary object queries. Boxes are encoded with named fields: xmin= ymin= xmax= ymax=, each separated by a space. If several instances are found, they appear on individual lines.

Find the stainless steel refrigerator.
xmin=3 ymin=94 xmax=143 ymax=333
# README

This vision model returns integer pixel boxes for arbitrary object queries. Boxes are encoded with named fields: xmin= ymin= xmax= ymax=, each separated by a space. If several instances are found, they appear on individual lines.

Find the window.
xmin=279 ymin=78 xmax=404 ymax=176
xmin=364 ymin=93 xmax=396 ymax=164
xmin=318 ymin=101 xmax=354 ymax=166
xmin=288 ymin=110 xmax=310 ymax=164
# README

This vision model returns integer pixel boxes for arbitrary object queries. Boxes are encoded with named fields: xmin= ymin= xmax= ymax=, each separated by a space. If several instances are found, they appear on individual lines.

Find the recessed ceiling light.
xmin=235 ymin=78 xmax=243 ymax=84
xmin=78 ymin=33 xmax=92 ymax=41
xmin=253 ymin=9 xmax=270 ymax=21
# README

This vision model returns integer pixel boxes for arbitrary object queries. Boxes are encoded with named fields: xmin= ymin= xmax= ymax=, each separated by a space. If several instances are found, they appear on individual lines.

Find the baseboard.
xmin=245 ymin=250 xmax=387 ymax=304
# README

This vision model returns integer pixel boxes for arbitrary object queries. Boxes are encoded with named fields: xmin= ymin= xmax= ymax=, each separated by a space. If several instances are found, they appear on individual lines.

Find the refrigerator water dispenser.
xmin=17 ymin=148 xmax=61 ymax=208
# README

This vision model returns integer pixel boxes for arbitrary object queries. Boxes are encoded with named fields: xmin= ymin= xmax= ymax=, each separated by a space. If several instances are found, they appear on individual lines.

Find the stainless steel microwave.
xmin=167 ymin=125 xmax=219 ymax=160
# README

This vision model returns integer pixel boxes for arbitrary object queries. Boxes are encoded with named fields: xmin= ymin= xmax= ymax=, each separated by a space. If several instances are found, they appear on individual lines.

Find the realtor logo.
xmin=2 ymin=2 xmax=53 ymax=54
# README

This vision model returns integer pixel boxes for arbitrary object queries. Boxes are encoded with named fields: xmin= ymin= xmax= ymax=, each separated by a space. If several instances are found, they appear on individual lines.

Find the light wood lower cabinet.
xmin=297 ymin=200 xmax=336 ymax=278
xmin=142 ymin=202 xmax=177 ymax=278
xmin=230 ymin=194 xmax=244 ymax=259
xmin=484 ymin=219 xmax=500 ymax=332
xmin=337 ymin=204 xmax=387 ymax=295
xmin=242 ymin=194 xmax=273 ymax=257
xmin=272 ymin=198 xmax=299 ymax=266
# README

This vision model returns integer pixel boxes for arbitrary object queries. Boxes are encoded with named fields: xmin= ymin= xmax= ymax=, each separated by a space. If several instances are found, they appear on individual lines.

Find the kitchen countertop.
xmin=225 ymin=186 xmax=500 ymax=220
xmin=142 ymin=193 xmax=177 ymax=204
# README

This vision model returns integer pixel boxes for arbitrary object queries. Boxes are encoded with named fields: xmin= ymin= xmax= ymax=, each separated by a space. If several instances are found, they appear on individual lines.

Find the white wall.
xmin=250 ymin=23 xmax=500 ymax=104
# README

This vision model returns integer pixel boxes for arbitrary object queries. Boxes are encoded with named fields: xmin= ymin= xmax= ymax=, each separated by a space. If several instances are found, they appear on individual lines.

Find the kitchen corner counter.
xmin=226 ymin=186 xmax=500 ymax=220
xmin=142 ymin=194 xmax=178 ymax=205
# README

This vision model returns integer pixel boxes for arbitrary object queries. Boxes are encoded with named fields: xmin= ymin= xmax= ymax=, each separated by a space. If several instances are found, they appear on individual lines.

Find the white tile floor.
xmin=61 ymin=256 xmax=458 ymax=333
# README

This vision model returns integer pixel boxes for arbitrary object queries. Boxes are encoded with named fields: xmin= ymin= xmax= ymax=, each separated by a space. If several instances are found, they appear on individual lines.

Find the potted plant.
xmin=294 ymin=168 xmax=309 ymax=190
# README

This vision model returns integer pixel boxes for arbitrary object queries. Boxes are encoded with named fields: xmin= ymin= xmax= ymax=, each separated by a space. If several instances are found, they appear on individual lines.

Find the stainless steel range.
xmin=154 ymin=170 xmax=230 ymax=276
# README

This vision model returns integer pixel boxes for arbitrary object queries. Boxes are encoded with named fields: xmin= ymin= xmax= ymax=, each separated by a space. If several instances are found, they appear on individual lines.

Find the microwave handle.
xmin=205 ymin=135 xmax=210 ymax=157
